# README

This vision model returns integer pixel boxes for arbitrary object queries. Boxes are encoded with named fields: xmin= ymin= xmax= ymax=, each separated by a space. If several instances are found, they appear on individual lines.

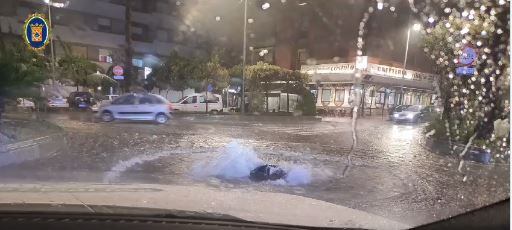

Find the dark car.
xmin=392 ymin=105 xmax=438 ymax=123
xmin=68 ymin=92 xmax=94 ymax=109
xmin=388 ymin=104 xmax=412 ymax=120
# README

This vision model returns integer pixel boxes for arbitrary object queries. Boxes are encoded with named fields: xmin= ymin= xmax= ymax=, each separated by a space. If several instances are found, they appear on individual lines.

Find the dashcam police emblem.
xmin=23 ymin=14 xmax=50 ymax=50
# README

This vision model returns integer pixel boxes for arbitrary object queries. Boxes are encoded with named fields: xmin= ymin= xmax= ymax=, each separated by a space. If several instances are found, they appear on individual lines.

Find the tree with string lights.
xmin=418 ymin=0 xmax=509 ymax=160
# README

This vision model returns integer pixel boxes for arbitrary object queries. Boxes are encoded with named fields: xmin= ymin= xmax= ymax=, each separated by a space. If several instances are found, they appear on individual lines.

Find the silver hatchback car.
xmin=97 ymin=93 xmax=172 ymax=124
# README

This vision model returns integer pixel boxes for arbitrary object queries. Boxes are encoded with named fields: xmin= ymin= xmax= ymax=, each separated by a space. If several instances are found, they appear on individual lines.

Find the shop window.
xmin=377 ymin=92 xmax=386 ymax=104
xmin=388 ymin=92 xmax=395 ymax=105
xmin=321 ymin=88 xmax=332 ymax=106
xmin=335 ymin=88 xmax=344 ymax=106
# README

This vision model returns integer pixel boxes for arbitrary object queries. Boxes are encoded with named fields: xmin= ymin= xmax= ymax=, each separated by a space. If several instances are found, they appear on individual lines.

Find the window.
xmin=98 ymin=48 xmax=112 ymax=63
xmin=130 ymin=23 xmax=148 ymax=42
xmin=388 ymin=92 xmax=395 ymax=105
xmin=335 ymin=88 xmax=344 ymax=104
xmin=298 ymin=49 xmax=308 ymax=63
xmin=183 ymin=96 xmax=197 ymax=104
xmin=198 ymin=96 xmax=206 ymax=103
xmin=139 ymin=96 xmax=154 ymax=104
xmin=70 ymin=45 xmax=87 ymax=58
xmin=377 ymin=92 xmax=386 ymax=104
xmin=112 ymin=95 xmax=136 ymax=105
xmin=131 ymin=25 xmax=143 ymax=35
xmin=132 ymin=58 xmax=143 ymax=67
xmin=156 ymin=30 xmax=168 ymax=42
xmin=321 ymin=89 xmax=331 ymax=103
xmin=97 ymin=17 xmax=111 ymax=33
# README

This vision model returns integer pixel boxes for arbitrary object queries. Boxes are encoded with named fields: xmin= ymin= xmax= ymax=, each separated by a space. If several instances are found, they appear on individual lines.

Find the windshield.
xmin=0 ymin=0 xmax=509 ymax=229
xmin=405 ymin=105 xmax=422 ymax=112
xmin=174 ymin=96 xmax=188 ymax=103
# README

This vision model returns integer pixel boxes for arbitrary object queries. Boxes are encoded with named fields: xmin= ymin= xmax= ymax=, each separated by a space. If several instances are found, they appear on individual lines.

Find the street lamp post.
xmin=46 ymin=0 xmax=56 ymax=84
xmin=401 ymin=23 xmax=420 ymax=105
xmin=44 ymin=0 xmax=67 ymax=84
xmin=241 ymin=0 xmax=248 ymax=114
xmin=403 ymin=23 xmax=420 ymax=70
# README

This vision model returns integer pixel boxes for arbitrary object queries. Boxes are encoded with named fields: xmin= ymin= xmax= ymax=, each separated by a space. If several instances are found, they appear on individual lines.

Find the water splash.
xmin=192 ymin=140 xmax=263 ymax=180
xmin=193 ymin=140 xmax=314 ymax=186
xmin=104 ymin=151 xmax=175 ymax=183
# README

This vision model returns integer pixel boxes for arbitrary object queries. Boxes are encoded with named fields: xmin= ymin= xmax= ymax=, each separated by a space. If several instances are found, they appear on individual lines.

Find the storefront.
xmin=301 ymin=62 xmax=437 ymax=115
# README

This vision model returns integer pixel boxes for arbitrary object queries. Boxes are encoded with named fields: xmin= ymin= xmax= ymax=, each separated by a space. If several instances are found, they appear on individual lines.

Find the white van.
xmin=170 ymin=93 xmax=223 ymax=114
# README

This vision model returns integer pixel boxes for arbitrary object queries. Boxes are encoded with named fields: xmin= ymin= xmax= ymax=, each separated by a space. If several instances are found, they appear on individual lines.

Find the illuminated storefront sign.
xmin=301 ymin=63 xmax=435 ymax=81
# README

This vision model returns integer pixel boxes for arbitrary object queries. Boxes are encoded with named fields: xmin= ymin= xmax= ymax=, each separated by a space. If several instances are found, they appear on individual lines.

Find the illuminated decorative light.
xmin=499 ymin=0 xmax=506 ymax=5
xmin=248 ymin=18 xmax=254 ymax=23
xmin=445 ymin=22 xmax=451 ymax=28
xmin=261 ymin=2 xmax=270 ymax=10
xmin=476 ymin=41 xmax=482 ymax=46
xmin=462 ymin=11 xmax=469 ymax=17
xmin=390 ymin=6 xmax=395 ymax=12
xmin=460 ymin=27 xmax=469 ymax=34
xmin=377 ymin=2 xmax=383 ymax=10
xmin=481 ymin=30 xmax=487 ymax=36
xmin=497 ymin=29 xmax=503 ymax=34
xmin=428 ymin=17 xmax=435 ymax=23
xmin=444 ymin=8 xmax=451 ymax=13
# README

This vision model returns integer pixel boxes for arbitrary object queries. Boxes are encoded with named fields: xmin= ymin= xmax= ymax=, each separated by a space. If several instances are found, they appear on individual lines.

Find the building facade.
xmin=0 ymin=0 xmax=205 ymax=77
xmin=301 ymin=60 xmax=438 ymax=115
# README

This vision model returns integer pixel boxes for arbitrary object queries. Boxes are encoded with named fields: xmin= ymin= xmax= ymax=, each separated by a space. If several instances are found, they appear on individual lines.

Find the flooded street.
xmin=0 ymin=112 xmax=509 ymax=226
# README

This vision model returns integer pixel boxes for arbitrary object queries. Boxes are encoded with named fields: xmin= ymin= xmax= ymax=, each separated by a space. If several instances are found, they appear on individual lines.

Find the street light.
xmin=401 ymin=22 xmax=420 ymax=105
xmin=403 ymin=23 xmax=421 ymax=70
xmin=43 ymin=0 xmax=68 ymax=84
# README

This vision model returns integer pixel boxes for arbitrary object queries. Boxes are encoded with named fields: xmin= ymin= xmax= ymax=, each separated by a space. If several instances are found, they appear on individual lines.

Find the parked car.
xmin=392 ymin=105 xmax=437 ymax=123
xmin=96 ymin=93 xmax=172 ymax=124
xmin=170 ymin=93 xmax=223 ymax=114
xmin=16 ymin=98 xmax=35 ymax=111
xmin=47 ymin=96 xmax=69 ymax=110
xmin=68 ymin=92 xmax=94 ymax=109
xmin=91 ymin=94 xmax=119 ymax=112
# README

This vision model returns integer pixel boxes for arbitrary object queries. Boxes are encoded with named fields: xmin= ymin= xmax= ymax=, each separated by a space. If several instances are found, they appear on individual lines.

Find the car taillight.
xmin=168 ymin=103 xmax=173 ymax=111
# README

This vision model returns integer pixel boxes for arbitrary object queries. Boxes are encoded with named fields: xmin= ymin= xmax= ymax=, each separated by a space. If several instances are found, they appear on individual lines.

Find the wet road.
xmin=0 ymin=111 xmax=509 ymax=226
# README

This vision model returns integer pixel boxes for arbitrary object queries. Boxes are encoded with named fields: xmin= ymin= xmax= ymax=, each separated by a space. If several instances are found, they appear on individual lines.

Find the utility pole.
xmin=241 ymin=0 xmax=248 ymax=114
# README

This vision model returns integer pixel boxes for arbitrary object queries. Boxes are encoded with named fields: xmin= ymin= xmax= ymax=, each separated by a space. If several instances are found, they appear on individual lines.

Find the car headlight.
xmin=407 ymin=113 xmax=415 ymax=119
xmin=393 ymin=113 xmax=399 ymax=118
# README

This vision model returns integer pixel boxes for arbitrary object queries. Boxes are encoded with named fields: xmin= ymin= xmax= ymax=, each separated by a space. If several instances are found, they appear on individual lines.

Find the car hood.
xmin=396 ymin=111 xmax=420 ymax=116
xmin=0 ymin=183 xmax=408 ymax=229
